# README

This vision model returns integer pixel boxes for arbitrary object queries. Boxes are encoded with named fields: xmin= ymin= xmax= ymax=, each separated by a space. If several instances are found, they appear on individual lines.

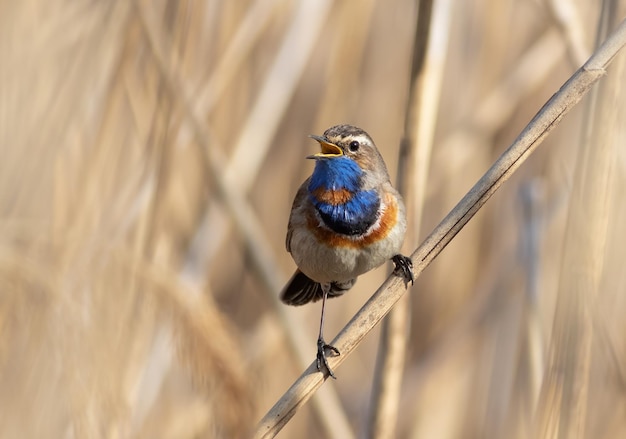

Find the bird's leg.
xmin=316 ymin=283 xmax=340 ymax=379
xmin=392 ymin=254 xmax=415 ymax=286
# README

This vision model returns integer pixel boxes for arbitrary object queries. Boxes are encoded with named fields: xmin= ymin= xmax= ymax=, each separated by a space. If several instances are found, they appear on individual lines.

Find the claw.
xmin=392 ymin=254 xmax=414 ymax=286
xmin=317 ymin=337 xmax=340 ymax=379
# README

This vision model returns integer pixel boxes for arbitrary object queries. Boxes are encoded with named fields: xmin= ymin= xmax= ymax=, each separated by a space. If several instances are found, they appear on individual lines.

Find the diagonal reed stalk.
xmin=254 ymin=17 xmax=626 ymax=439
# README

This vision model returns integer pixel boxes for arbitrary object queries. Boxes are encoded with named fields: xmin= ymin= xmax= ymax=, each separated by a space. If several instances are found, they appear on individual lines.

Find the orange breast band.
xmin=307 ymin=193 xmax=397 ymax=249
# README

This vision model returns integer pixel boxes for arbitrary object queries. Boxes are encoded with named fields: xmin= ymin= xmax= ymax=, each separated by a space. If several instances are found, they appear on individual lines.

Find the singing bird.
xmin=281 ymin=124 xmax=414 ymax=378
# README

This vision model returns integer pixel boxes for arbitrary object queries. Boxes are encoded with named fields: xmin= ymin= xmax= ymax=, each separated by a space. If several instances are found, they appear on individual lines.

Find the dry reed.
xmin=2 ymin=1 xmax=626 ymax=438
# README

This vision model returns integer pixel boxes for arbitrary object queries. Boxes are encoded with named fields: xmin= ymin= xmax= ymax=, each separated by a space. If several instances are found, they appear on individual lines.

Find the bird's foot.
xmin=316 ymin=337 xmax=340 ymax=379
xmin=392 ymin=254 xmax=414 ymax=286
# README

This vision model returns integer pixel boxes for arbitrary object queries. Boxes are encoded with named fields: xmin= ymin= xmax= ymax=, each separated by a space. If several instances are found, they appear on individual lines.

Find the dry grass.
xmin=1 ymin=1 xmax=626 ymax=438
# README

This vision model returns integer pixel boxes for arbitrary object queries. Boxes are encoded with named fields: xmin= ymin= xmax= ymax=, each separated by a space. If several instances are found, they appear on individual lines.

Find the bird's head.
xmin=307 ymin=125 xmax=390 ymax=192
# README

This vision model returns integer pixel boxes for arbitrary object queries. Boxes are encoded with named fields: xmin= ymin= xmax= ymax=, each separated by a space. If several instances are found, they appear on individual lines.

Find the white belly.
xmin=289 ymin=218 xmax=404 ymax=284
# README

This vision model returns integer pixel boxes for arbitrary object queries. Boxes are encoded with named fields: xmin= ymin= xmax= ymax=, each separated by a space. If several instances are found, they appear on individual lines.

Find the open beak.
xmin=307 ymin=135 xmax=343 ymax=159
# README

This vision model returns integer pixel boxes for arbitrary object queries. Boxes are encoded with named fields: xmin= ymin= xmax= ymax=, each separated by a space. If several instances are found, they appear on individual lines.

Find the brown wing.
xmin=286 ymin=177 xmax=311 ymax=253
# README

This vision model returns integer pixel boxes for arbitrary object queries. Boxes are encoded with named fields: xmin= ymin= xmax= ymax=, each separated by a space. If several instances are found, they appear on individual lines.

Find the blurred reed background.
xmin=1 ymin=0 xmax=625 ymax=438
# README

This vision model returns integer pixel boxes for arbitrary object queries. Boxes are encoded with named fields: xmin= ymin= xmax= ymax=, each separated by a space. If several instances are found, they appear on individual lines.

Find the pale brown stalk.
xmin=255 ymin=18 xmax=626 ymax=438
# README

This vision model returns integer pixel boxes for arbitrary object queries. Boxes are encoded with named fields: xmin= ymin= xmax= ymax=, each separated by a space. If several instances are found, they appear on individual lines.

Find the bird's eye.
xmin=348 ymin=140 xmax=360 ymax=152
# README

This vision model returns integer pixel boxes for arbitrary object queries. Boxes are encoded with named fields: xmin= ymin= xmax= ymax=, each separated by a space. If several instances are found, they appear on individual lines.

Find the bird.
xmin=281 ymin=124 xmax=414 ymax=379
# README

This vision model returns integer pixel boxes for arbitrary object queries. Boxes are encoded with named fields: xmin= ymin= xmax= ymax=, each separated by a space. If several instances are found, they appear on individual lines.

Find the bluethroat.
xmin=281 ymin=124 xmax=414 ymax=378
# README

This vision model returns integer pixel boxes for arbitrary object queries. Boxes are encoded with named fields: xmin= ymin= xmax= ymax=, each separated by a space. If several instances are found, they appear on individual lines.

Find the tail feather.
xmin=280 ymin=270 xmax=355 ymax=306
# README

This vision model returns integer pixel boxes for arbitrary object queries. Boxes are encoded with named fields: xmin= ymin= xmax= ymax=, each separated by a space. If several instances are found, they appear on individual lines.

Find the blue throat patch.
xmin=309 ymin=157 xmax=381 ymax=236
xmin=309 ymin=156 xmax=362 ymax=193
